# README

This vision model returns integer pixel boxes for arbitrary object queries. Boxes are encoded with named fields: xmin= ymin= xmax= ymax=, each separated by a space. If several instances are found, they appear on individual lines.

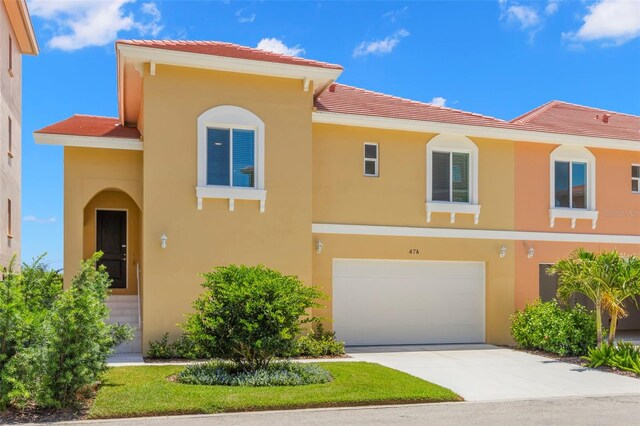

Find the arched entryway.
xmin=83 ymin=189 xmax=142 ymax=353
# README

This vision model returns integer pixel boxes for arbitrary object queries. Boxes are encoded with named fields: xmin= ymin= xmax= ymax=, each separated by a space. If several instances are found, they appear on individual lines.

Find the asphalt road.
xmin=53 ymin=394 xmax=640 ymax=426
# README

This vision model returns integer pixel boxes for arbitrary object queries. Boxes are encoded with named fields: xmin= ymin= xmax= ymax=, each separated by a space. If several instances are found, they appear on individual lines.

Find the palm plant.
xmin=602 ymin=255 xmax=640 ymax=345
xmin=548 ymin=249 xmax=640 ymax=348
xmin=548 ymin=249 xmax=606 ymax=347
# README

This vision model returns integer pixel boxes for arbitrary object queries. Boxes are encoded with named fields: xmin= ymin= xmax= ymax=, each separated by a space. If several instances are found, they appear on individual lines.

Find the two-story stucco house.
xmin=34 ymin=40 xmax=640 ymax=353
xmin=0 ymin=0 xmax=37 ymax=267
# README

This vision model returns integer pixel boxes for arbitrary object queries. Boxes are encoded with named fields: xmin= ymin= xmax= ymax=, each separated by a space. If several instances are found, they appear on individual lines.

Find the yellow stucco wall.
xmin=311 ymin=235 xmax=516 ymax=345
xmin=83 ymin=190 xmax=142 ymax=296
xmin=63 ymin=147 xmax=143 ymax=287
xmin=140 ymin=65 xmax=315 ymax=350
xmin=312 ymin=124 xmax=516 ymax=230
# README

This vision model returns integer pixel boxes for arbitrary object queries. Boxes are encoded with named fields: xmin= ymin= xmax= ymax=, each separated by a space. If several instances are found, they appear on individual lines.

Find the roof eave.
xmin=3 ymin=0 xmax=39 ymax=55
xmin=34 ymin=132 xmax=143 ymax=151
xmin=116 ymin=43 xmax=343 ymax=95
xmin=312 ymin=111 xmax=640 ymax=151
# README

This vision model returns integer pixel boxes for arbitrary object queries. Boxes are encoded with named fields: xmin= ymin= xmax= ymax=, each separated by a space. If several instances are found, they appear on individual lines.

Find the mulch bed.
xmin=0 ymin=400 xmax=90 ymax=424
xmin=144 ymin=354 xmax=351 ymax=363
xmin=510 ymin=346 xmax=640 ymax=379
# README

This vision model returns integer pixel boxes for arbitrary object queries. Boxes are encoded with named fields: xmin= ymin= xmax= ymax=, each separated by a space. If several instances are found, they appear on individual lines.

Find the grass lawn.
xmin=90 ymin=362 xmax=461 ymax=418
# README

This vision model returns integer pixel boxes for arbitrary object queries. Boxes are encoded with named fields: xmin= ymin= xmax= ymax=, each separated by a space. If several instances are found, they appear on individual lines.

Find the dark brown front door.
xmin=96 ymin=210 xmax=127 ymax=289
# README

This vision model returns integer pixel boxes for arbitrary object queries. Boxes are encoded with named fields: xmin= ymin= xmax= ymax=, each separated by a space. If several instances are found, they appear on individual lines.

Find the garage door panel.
xmin=333 ymin=259 xmax=485 ymax=346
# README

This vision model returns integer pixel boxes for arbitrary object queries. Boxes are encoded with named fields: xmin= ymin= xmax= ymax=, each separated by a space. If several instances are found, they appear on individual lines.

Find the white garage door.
xmin=333 ymin=259 xmax=485 ymax=346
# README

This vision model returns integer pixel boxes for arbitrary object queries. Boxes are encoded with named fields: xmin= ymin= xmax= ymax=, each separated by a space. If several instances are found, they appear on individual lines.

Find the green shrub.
xmin=183 ymin=265 xmax=324 ymax=371
xmin=147 ymin=333 xmax=208 ymax=360
xmin=584 ymin=342 xmax=640 ymax=375
xmin=292 ymin=323 xmax=345 ymax=357
xmin=510 ymin=299 xmax=596 ymax=356
xmin=177 ymin=360 xmax=332 ymax=386
xmin=0 ymin=253 xmax=133 ymax=409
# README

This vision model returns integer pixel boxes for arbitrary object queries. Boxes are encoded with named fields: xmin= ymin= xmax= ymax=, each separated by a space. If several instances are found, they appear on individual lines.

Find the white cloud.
xmin=383 ymin=6 xmax=408 ymax=23
xmin=24 ymin=215 xmax=57 ymax=224
xmin=256 ymin=38 xmax=305 ymax=56
xmin=430 ymin=97 xmax=447 ymax=107
xmin=502 ymin=3 xmax=540 ymax=29
xmin=353 ymin=29 xmax=410 ymax=58
xmin=29 ymin=0 xmax=163 ymax=51
xmin=564 ymin=0 xmax=640 ymax=46
xmin=545 ymin=1 xmax=559 ymax=16
xmin=235 ymin=7 xmax=256 ymax=24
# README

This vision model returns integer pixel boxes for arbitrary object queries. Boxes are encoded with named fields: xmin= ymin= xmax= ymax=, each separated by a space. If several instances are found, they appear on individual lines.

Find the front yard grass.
xmin=89 ymin=362 xmax=461 ymax=418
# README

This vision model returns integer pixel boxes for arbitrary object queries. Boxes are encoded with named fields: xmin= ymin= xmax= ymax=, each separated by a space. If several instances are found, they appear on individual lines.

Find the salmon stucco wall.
xmin=515 ymin=142 xmax=640 ymax=234
xmin=141 ymin=65 xmax=315 ymax=350
xmin=312 ymin=124 xmax=516 ymax=230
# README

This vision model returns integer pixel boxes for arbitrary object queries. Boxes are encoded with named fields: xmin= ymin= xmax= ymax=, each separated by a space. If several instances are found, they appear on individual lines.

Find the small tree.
xmin=183 ymin=265 xmax=323 ymax=371
xmin=548 ymin=249 xmax=640 ymax=347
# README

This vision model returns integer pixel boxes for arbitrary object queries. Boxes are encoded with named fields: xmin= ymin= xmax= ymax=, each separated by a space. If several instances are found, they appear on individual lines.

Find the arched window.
xmin=426 ymin=134 xmax=480 ymax=224
xmin=549 ymin=145 xmax=597 ymax=228
xmin=196 ymin=105 xmax=266 ymax=212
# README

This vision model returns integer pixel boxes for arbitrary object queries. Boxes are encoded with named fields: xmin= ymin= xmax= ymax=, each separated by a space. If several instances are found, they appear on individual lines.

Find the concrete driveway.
xmin=347 ymin=344 xmax=640 ymax=401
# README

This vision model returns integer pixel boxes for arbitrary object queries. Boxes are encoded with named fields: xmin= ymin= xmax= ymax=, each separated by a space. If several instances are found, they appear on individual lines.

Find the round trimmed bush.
xmin=177 ymin=361 xmax=332 ymax=387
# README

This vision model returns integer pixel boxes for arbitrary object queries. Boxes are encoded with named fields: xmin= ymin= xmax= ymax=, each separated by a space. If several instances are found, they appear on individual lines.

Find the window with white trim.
xmin=432 ymin=151 xmax=470 ymax=203
xmin=549 ymin=145 xmax=597 ymax=229
xmin=632 ymin=164 xmax=639 ymax=194
xmin=554 ymin=161 xmax=587 ymax=209
xmin=364 ymin=143 xmax=378 ymax=177
xmin=426 ymin=134 xmax=480 ymax=224
xmin=197 ymin=105 xmax=266 ymax=212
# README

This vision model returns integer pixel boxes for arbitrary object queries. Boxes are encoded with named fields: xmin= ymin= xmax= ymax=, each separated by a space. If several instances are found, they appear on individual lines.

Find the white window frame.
xmin=363 ymin=142 xmax=379 ymax=177
xmin=197 ymin=105 xmax=266 ymax=212
xmin=549 ymin=145 xmax=597 ymax=229
xmin=632 ymin=164 xmax=640 ymax=194
xmin=426 ymin=134 xmax=480 ymax=224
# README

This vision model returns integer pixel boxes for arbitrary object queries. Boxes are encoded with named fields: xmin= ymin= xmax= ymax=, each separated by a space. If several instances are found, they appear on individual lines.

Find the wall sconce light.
xmin=315 ymin=240 xmax=323 ymax=254
xmin=527 ymin=244 xmax=535 ymax=259
xmin=160 ymin=233 xmax=168 ymax=249
xmin=499 ymin=245 xmax=507 ymax=259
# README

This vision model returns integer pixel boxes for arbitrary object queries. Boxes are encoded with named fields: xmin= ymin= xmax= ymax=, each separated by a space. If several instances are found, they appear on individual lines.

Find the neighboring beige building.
xmin=0 ymin=0 xmax=38 ymax=267
xmin=34 ymin=40 xmax=639 ymax=354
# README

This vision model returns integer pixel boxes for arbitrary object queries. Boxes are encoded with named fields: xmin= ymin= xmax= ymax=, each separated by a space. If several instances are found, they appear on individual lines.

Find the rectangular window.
xmin=432 ymin=151 xmax=469 ymax=202
xmin=364 ymin=143 xmax=378 ymax=177
xmin=8 ymin=35 xmax=12 ymax=75
xmin=7 ymin=116 xmax=12 ymax=157
xmin=555 ymin=161 xmax=587 ymax=209
xmin=633 ymin=165 xmax=640 ymax=193
xmin=206 ymin=127 xmax=255 ymax=188
xmin=7 ymin=199 xmax=11 ymax=238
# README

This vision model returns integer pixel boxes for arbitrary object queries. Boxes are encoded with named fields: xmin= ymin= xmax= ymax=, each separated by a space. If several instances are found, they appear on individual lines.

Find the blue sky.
xmin=21 ymin=0 xmax=640 ymax=270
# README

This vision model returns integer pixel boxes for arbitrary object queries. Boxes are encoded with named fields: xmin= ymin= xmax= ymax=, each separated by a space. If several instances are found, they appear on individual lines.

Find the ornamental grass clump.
xmin=182 ymin=264 xmax=331 ymax=382
xmin=177 ymin=360 xmax=332 ymax=387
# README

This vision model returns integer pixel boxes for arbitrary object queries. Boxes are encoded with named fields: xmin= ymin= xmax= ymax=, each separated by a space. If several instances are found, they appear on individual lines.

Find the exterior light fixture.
xmin=527 ymin=245 xmax=535 ymax=259
xmin=316 ymin=240 xmax=323 ymax=254
xmin=499 ymin=245 xmax=507 ymax=259
xmin=160 ymin=233 xmax=168 ymax=249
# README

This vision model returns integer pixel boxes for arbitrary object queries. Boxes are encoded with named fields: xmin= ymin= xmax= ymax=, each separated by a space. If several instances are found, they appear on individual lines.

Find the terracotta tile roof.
xmin=315 ymin=85 xmax=640 ymax=142
xmin=117 ymin=40 xmax=343 ymax=71
xmin=34 ymin=115 xmax=141 ymax=139
xmin=511 ymin=101 xmax=640 ymax=141
xmin=314 ymin=83 xmax=520 ymax=129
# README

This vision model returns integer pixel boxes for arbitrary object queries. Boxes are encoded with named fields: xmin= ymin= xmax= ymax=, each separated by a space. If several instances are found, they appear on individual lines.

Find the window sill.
xmin=196 ymin=186 xmax=266 ymax=212
xmin=549 ymin=208 xmax=598 ymax=229
xmin=425 ymin=201 xmax=481 ymax=224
